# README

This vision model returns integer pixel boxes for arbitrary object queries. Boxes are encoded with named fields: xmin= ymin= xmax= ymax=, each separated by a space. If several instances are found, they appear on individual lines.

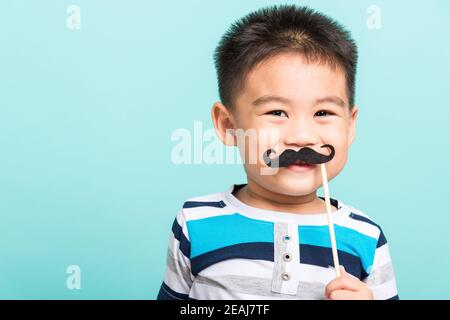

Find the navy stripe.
xmin=318 ymin=196 xmax=339 ymax=209
xmin=183 ymin=200 xmax=227 ymax=208
xmin=387 ymin=294 xmax=399 ymax=300
xmin=171 ymin=218 xmax=182 ymax=238
xmin=349 ymin=212 xmax=379 ymax=228
xmin=349 ymin=212 xmax=386 ymax=248
xmin=191 ymin=242 xmax=273 ymax=275
xmin=157 ymin=282 xmax=189 ymax=300
xmin=189 ymin=241 xmax=369 ymax=279
xmin=377 ymin=231 xmax=387 ymax=248
xmin=300 ymin=244 xmax=369 ymax=280
xmin=171 ymin=218 xmax=191 ymax=258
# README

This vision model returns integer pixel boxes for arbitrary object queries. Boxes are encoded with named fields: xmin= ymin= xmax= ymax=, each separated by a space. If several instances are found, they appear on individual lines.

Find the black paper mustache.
xmin=263 ymin=144 xmax=335 ymax=168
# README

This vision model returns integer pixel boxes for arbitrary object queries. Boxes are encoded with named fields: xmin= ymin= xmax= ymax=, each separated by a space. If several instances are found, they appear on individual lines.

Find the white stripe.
xmin=163 ymin=267 xmax=191 ymax=295
xmin=197 ymin=258 xmax=337 ymax=287
xmin=184 ymin=192 xmax=225 ymax=203
xmin=370 ymin=278 xmax=398 ymax=300
xmin=298 ymin=263 xmax=336 ymax=285
xmin=198 ymin=258 xmax=274 ymax=278
xmin=372 ymin=243 xmax=392 ymax=268
xmin=183 ymin=207 xmax=238 ymax=221
xmin=190 ymin=281 xmax=298 ymax=300
xmin=168 ymin=232 xmax=191 ymax=263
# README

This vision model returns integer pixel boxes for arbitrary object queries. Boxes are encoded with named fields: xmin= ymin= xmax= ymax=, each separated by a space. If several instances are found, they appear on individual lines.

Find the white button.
xmin=283 ymin=235 xmax=291 ymax=242
xmin=281 ymin=272 xmax=291 ymax=281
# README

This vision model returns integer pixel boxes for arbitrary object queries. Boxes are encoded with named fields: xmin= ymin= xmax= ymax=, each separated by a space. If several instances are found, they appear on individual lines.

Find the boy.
xmin=158 ymin=5 xmax=398 ymax=300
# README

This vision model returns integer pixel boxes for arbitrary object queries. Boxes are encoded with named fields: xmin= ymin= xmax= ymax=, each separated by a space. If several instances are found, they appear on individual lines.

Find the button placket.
xmin=280 ymin=223 xmax=300 ymax=295
xmin=271 ymin=223 xmax=288 ymax=293
xmin=271 ymin=222 xmax=300 ymax=295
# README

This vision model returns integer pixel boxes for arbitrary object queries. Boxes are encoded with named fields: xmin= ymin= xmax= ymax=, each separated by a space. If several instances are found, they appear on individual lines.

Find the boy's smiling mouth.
xmin=286 ymin=160 xmax=317 ymax=172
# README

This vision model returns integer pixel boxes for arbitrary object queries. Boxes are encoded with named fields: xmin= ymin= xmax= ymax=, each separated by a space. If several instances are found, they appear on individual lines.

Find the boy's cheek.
xmin=326 ymin=150 xmax=348 ymax=180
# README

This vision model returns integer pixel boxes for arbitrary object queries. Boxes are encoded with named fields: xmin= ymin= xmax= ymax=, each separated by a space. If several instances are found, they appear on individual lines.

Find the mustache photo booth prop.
xmin=263 ymin=144 xmax=335 ymax=167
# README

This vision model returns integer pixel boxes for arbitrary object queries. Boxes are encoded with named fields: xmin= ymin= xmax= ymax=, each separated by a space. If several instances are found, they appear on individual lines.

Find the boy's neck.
xmin=234 ymin=179 xmax=337 ymax=215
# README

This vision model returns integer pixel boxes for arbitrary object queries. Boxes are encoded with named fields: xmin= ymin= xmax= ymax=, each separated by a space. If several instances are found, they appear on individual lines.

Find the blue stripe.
xmin=298 ymin=225 xmax=377 ymax=274
xmin=157 ymin=282 xmax=189 ymax=300
xmin=183 ymin=200 xmax=227 ymax=208
xmin=191 ymin=242 xmax=273 ymax=275
xmin=300 ymin=244 xmax=368 ymax=280
xmin=171 ymin=218 xmax=190 ymax=258
xmin=349 ymin=213 xmax=387 ymax=248
xmin=187 ymin=213 xmax=274 ymax=258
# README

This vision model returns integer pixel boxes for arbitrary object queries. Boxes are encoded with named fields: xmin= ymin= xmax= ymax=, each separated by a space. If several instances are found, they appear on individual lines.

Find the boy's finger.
xmin=339 ymin=265 xmax=361 ymax=281
xmin=328 ymin=289 xmax=362 ymax=300
xmin=325 ymin=275 xmax=361 ymax=297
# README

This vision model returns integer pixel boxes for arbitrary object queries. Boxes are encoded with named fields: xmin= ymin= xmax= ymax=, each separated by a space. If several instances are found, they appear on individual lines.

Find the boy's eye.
xmin=266 ymin=110 xmax=288 ymax=117
xmin=315 ymin=110 xmax=334 ymax=117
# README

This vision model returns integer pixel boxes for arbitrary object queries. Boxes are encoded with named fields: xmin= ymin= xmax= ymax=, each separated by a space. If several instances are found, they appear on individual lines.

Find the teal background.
xmin=0 ymin=0 xmax=449 ymax=299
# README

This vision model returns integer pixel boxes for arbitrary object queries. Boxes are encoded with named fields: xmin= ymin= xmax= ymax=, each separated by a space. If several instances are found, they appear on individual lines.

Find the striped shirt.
xmin=157 ymin=184 xmax=399 ymax=300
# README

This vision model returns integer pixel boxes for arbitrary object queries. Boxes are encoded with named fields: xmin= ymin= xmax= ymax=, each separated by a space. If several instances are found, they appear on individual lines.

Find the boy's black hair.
xmin=214 ymin=4 xmax=358 ymax=110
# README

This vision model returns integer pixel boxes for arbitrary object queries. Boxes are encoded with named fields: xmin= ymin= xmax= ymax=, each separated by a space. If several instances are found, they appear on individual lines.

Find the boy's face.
xmin=213 ymin=53 xmax=358 ymax=197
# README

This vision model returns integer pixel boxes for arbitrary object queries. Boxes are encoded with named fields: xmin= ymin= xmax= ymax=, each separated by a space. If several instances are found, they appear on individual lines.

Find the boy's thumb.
xmin=339 ymin=265 xmax=347 ymax=275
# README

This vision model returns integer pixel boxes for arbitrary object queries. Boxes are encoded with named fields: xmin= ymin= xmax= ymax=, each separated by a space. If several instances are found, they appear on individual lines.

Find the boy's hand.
xmin=325 ymin=266 xmax=373 ymax=300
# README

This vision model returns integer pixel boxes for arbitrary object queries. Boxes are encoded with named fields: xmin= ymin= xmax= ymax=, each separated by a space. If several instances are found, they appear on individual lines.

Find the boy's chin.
xmin=266 ymin=176 xmax=320 ymax=197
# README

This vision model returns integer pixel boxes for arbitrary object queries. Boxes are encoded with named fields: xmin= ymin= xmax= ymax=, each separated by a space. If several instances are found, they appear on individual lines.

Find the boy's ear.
xmin=348 ymin=105 xmax=358 ymax=147
xmin=211 ymin=101 xmax=237 ymax=146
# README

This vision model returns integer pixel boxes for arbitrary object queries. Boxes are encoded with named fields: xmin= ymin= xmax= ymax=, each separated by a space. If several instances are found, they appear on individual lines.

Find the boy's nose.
xmin=283 ymin=118 xmax=320 ymax=148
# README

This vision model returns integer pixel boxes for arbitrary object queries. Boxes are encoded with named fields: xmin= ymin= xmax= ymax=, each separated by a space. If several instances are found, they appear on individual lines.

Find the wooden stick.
xmin=320 ymin=163 xmax=341 ymax=278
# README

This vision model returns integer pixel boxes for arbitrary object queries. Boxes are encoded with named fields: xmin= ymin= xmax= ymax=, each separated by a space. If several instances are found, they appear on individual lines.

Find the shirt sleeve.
xmin=157 ymin=209 xmax=193 ymax=300
xmin=363 ymin=229 xmax=399 ymax=300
